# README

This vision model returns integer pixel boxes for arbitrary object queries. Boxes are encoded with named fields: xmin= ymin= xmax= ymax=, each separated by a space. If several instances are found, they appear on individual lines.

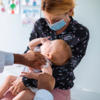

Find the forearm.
xmin=38 ymin=74 xmax=55 ymax=93
xmin=22 ymin=72 xmax=43 ymax=88
xmin=32 ymin=72 xmax=43 ymax=80
xmin=29 ymin=38 xmax=42 ymax=50
xmin=13 ymin=53 xmax=29 ymax=66
xmin=1 ymin=52 xmax=29 ymax=68
xmin=13 ymin=54 xmax=23 ymax=65
xmin=22 ymin=74 xmax=42 ymax=88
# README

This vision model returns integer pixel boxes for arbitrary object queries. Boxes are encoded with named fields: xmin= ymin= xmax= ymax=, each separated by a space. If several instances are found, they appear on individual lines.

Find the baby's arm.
xmin=20 ymin=67 xmax=43 ymax=80
xmin=20 ymin=63 xmax=52 ymax=80
xmin=29 ymin=38 xmax=42 ymax=50
xmin=0 ymin=75 xmax=17 ymax=99
xmin=29 ymin=37 xmax=50 ymax=50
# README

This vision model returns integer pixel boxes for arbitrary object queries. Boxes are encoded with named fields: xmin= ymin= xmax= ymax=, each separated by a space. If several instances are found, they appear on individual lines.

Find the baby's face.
xmin=40 ymin=40 xmax=62 ymax=56
xmin=40 ymin=40 xmax=52 ymax=55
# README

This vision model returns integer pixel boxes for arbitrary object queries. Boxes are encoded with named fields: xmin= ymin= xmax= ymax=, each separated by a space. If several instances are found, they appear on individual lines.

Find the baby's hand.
xmin=41 ymin=36 xmax=51 ymax=44
xmin=20 ymin=67 xmax=35 ymax=79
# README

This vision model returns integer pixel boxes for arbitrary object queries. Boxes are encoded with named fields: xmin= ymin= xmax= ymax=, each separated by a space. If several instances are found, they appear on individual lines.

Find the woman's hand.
xmin=20 ymin=67 xmax=42 ymax=79
xmin=10 ymin=77 xmax=26 ymax=96
xmin=41 ymin=36 xmax=51 ymax=44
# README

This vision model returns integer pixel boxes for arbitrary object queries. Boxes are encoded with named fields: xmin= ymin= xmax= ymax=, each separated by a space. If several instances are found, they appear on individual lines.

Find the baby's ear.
xmin=46 ymin=53 xmax=52 ymax=59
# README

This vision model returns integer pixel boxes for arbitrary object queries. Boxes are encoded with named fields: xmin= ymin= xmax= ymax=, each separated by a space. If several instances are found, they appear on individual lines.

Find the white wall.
xmin=0 ymin=0 xmax=100 ymax=93
xmin=73 ymin=0 xmax=100 ymax=93
xmin=0 ymin=0 xmax=32 ymax=53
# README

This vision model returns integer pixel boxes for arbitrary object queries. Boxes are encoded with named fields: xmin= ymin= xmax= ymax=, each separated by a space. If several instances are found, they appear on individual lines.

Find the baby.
xmin=0 ymin=37 xmax=72 ymax=100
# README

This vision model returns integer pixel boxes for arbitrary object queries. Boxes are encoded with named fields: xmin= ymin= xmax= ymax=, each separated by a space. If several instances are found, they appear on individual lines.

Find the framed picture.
xmin=8 ymin=0 xmax=19 ymax=14
xmin=22 ymin=8 xmax=40 ymax=26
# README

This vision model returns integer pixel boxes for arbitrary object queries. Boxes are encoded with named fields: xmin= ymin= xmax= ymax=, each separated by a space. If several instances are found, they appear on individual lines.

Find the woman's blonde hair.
xmin=41 ymin=0 xmax=76 ymax=16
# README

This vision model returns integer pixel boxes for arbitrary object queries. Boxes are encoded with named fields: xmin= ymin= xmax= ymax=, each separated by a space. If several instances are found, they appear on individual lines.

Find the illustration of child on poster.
xmin=33 ymin=0 xmax=36 ymax=6
xmin=26 ymin=0 xmax=29 ymax=6
xmin=22 ymin=0 xmax=41 ymax=6
xmin=8 ymin=0 xmax=19 ymax=14
xmin=10 ymin=0 xmax=16 ymax=14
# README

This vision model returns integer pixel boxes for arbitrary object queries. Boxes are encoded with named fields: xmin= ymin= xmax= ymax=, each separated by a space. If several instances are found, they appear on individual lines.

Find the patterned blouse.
xmin=22 ymin=16 xmax=89 ymax=90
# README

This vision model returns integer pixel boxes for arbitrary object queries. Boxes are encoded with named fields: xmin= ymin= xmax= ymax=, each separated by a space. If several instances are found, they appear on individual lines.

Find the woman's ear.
xmin=68 ymin=8 xmax=74 ymax=16
xmin=46 ymin=53 xmax=52 ymax=59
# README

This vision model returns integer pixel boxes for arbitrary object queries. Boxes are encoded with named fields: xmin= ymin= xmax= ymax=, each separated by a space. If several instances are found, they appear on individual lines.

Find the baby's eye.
xmin=49 ymin=42 xmax=51 ymax=45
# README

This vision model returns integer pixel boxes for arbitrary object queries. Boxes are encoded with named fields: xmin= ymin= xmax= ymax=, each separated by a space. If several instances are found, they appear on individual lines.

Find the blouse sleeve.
xmin=52 ymin=29 xmax=89 ymax=87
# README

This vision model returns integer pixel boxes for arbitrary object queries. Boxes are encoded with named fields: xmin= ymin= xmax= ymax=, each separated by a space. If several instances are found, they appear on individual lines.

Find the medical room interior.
xmin=0 ymin=0 xmax=100 ymax=100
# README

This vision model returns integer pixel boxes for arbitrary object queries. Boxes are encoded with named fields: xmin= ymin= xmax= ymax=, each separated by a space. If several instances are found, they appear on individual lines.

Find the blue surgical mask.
xmin=47 ymin=15 xmax=68 ymax=31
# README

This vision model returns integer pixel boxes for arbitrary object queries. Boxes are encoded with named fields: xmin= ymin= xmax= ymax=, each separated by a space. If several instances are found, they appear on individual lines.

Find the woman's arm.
xmin=21 ymin=72 xmax=43 ymax=80
xmin=21 ymin=64 xmax=52 ymax=89
xmin=53 ymin=29 xmax=90 ymax=89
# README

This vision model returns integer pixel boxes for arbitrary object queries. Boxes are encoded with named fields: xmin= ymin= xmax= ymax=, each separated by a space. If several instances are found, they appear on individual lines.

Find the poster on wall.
xmin=0 ymin=0 xmax=6 ymax=12
xmin=22 ymin=8 xmax=40 ymax=27
xmin=22 ymin=0 xmax=41 ymax=6
xmin=8 ymin=0 xmax=19 ymax=14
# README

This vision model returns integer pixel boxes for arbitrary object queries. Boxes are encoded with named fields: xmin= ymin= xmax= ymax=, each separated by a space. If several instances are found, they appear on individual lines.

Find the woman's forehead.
xmin=43 ymin=11 xmax=65 ymax=20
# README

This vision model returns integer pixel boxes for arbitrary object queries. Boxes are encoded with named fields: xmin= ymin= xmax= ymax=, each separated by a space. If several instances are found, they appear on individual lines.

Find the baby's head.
xmin=40 ymin=39 xmax=72 ymax=66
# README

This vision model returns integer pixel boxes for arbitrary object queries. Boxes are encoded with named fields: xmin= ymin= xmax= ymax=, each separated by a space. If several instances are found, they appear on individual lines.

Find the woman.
xmin=2 ymin=0 xmax=89 ymax=100
xmin=22 ymin=0 xmax=89 ymax=99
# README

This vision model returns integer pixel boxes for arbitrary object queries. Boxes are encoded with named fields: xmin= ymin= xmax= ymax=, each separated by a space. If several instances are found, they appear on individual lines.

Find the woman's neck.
xmin=56 ymin=17 xmax=71 ymax=35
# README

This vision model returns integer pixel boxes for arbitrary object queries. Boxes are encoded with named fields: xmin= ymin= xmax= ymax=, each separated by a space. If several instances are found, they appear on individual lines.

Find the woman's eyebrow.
xmin=45 ymin=18 xmax=61 ymax=21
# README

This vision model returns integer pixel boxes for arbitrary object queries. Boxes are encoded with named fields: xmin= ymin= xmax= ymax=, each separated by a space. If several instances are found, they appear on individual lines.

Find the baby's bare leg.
xmin=13 ymin=89 xmax=35 ymax=100
xmin=0 ymin=75 xmax=17 ymax=99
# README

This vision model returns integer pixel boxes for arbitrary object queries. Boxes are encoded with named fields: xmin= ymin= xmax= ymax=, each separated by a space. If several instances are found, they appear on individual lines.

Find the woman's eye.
xmin=52 ymin=19 xmax=61 ymax=23
xmin=54 ymin=20 xmax=60 ymax=22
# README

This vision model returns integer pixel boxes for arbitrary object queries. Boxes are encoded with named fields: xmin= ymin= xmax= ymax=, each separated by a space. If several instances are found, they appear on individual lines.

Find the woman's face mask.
xmin=46 ymin=15 xmax=68 ymax=31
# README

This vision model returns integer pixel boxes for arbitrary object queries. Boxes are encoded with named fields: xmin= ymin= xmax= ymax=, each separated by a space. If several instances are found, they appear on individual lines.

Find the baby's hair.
xmin=50 ymin=39 xmax=72 ymax=66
